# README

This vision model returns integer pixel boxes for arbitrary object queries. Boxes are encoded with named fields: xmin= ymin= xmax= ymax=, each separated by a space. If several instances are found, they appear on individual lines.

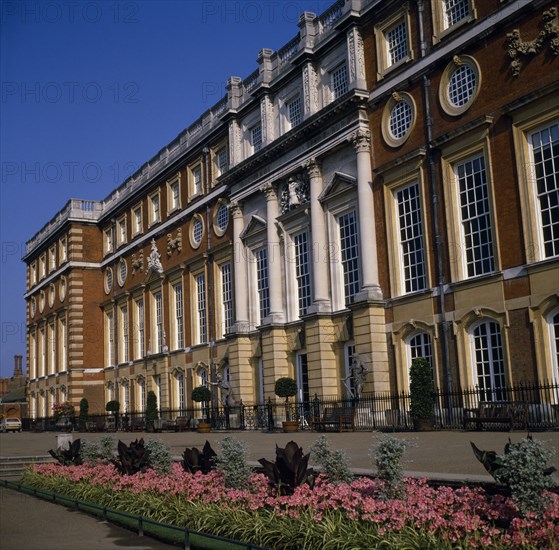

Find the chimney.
xmin=13 ymin=355 xmax=23 ymax=377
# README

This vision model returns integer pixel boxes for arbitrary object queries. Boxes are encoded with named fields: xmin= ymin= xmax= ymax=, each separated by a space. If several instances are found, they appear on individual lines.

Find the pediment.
xmin=318 ymin=172 xmax=357 ymax=203
xmin=240 ymin=215 xmax=267 ymax=240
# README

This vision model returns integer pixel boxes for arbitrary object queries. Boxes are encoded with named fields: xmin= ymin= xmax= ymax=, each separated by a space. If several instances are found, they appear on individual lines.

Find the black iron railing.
xmin=23 ymin=381 xmax=558 ymax=433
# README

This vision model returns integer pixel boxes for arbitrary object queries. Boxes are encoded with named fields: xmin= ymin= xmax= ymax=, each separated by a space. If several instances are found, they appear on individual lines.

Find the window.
xmin=104 ymin=228 xmax=113 ymax=255
xmin=432 ymin=0 xmax=475 ymax=41
xmin=190 ymin=214 xmax=204 ymax=248
xmin=219 ymin=262 xmax=233 ymax=338
xmin=395 ymin=182 xmax=427 ymax=293
xmin=195 ymin=273 xmax=207 ymax=344
xmin=176 ymin=372 xmax=186 ymax=412
xmin=137 ymin=378 xmax=145 ymax=412
xmin=39 ymin=290 xmax=45 ymax=313
xmin=30 ymin=262 xmax=37 ymax=286
xmin=149 ymin=192 xmax=161 ymax=225
xmin=472 ymin=320 xmax=506 ymax=401
xmin=29 ymin=333 xmax=36 ymax=380
xmin=154 ymin=291 xmax=163 ymax=353
xmin=59 ymin=277 xmax=67 ymax=302
xmin=296 ymin=353 xmax=310 ymax=404
xmin=199 ymin=368 xmax=208 ymax=387
xmin=154 ymin=375 xmax=161 ymax=408
xmin=439 ymin=56 xmax=480 ymax=116
xmin=343 ymin=343 xmax=357 ymax=399
xmin=251 ymin=124 xmax=262 ymax=153
xmin=173 ymin=283 xmax=184 ymax=349
xmin=287 ymin=97 xmax=302 ymax=129
xmin=118 ymin=259 xmax=127 ymax=287
xmin=443 ymin=0 xmax=470 ymax=29
xmin=122 ymin=382 xmax=130 ymax=413
xmin=382 ymin=92 xmax=416 ymax=147
xmin=104 ymin=268 xmax=113 ymax=294
xmin=59 ymin=237 xmax=67 ymax=263
xmin=49 ymin=245 xmax=56 ymax=272
xmin=216 ymin=147 xmax=228 ymax=177
xmin=191 ymin=165 xmax=203 ymax=197
xmin=331 ymin=64 xmax=348 ymax=100
xmin=408 ymin=332 xmax=433 ymax=370
xmin=375 ymin=10 xmax=413 ymax=78
xmin=39 ymin=327 xmax=45 ymax=377
xmin=132 ymin=205 xmax=143 ymax=235
xmin=120 ymin=305 xmax=129 ymax=363
xmin=214 ymin=201 xmax=229 ymax=236
xmin=338 ymin=211 xmax=360 ymax=304
xmin=255 ymin=247 xmax=270 ymax=323
xmin=294 ymin=232 xmax=312 ymax=317
xmin=455 ymin=153 xmax=495 ymax=278
xmin=48 ymin=323 xmax=55 ymax=375
xmin=59 ymin=318 xmax=67 ymax=372
xmin=117 ymin=216 xmax=127 ymax=247
xmin=386 ymin=20 xmax=408 ymax=65
xmin=168 ymin=174 xmax=181 ymax=212
xmin=136 ymin=298 xmax=145 ymax=359
xmin=30 ymin=296 xmax=36 ymax=318
xmin=106 ymin=310 xmax=114 ymax=366
xmin=549 ymin=309 xmax=559 ymax=382
xmin=529 ymin=122 xmax=559 ymax=259
xmin=39 ymin=254 xmax=46 ymax=279
xmin=48 ymin=283 xmax=55 ymax=308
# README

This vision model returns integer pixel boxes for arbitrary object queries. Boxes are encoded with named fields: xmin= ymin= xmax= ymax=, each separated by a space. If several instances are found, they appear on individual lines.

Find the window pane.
xmin=444 ymin=0 xmax=470 ymax=28
xmin=338 ymin=211 xmax=360 ymax=303
xmin=386 ymin=19 xmax=408 ymax=65
xmin=256 ymin=248 xmax=270 ymax=322
xmin=448 ymin=64 xmax=476 ymax=107
xmin=473 ymin=321 xmax=506 ymax=401
xmin=331 ymin=64 xmax=348 ymax=99
xmin=294 ymin=232 xmax=312 ymax=316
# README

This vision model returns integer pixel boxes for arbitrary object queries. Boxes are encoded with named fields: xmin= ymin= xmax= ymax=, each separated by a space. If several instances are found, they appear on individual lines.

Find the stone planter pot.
xmin=282 ymin=420 xmax=299 ymax=433
xmin=413 ymin=418 xmax=435 ymax=431
xmin=197 ymin=422 xmax=211 ymax=433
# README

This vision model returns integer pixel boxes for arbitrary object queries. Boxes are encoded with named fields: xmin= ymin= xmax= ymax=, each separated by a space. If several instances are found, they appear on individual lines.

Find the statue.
xmin=288 ymin=177 xmax=300 ymax=208
xmin=210 ymin=374 xmax=236 ymax=408
xmin=341 ymin=353 xmax=368 ymax=399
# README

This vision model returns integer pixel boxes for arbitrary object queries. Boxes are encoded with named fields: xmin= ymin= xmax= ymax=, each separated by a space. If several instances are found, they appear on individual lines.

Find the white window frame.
xmin=188 ymin=163 xmax=203 ymax=199
xmin=153 ymin=290 xmax=164 ymax=353
xmin=119 ymin=304 xmax=129 ymax=364
xmin=176 ymin=371 xmax=186 ymax=412
xmin=39 ymin=327 xmax=46 ymax=377
xmin=250 ymin=123 xmax=263 ymax=154
xmin=103 ymin=227 xmax=113 ymax=255
xmin=48 ymin=245 xmax=56 ymax=273
xmin=116 ymin=215 xmax=127 ymax=247
xmin=286 ymin=96 xmax=302 ymax=131
xmin=330 ymin=63 xmax=348 ymax=101
xmin=432 ymin=0 xmax=476 ymax=43
xmin=59 ymin=317 xmax=67 ymax=372
xmin=106 ymin=309 xmax=114 ymax=367
xmin=217 ymin=261 xmax=233 ymax=338
xmin=148 ymin=191 xmax=161 ymax=226
xmin=135 ymin=298 xmax=145 ymax=359
xmin=194 ymin=272 xmax=207 ymax=345
xmin=374 ymin=8 xmax=413 ymax=79
xmin=39 ymin=254 xmax=46 ymax=279
xmin=48 ymin=322 xmax=55 ymax=375
xmin=167 ymin=172 xmax=182 ymax=213
xmin=548 ymin=308 xmax=559 ymax=384
xmin=213 ymin=143 xmax=228 ymax=179
xmin=59 ymin=236 xmax=67 ymax=263
xmin=439 ymin=56 xmax=481 ymax=117
xmin=254 ymin=247 xmax=270 ymax=325
xmin=132 ymin=203 xmax=143 ymax=236
xmin=30 ymin=262 xmax=37 ymax=286
xmin=337 ymin=209 xmax=361 ymax=306
xmin=173 ymin=282 xmax=184 ymax=350
xmin=293 ymin=231 xmax=312 ymax=318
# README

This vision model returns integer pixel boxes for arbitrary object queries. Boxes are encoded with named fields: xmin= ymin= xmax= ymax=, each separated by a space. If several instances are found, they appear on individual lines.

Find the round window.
xmin=214 ymin=202 xmax=229 ymax=236
xmin=191 ymin=216 xmax=204 ymax=248
xmin=118 ymin=259 xmax=127 ymax=286
xmin=381 ymin=92 xmax=416 ymax=148
xmin=59 ymin=276 xmax=67 ymax=302
xmin=48 ymin=284 xmax=55 ymax=307
xmin=104 ymin=268 xmax=113 ymax=294
xmin=439 ymin=56 xmax=480 ymax=116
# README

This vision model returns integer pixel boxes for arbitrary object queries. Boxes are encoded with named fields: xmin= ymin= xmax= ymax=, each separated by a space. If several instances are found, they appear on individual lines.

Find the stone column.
xmin=305 ymin=158 xmax=330 ymax=313
xmin=351 ymin=128 xmax=383 ymax=302
xmin=230 ymin=200 xmax=249 ymax=332
xmin=261 ymin=183 xmax=284 ymax=324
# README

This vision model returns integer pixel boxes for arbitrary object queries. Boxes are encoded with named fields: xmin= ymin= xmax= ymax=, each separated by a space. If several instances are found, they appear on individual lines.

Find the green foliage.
xmin=182 ymin=441 xmax=217 ymax=475
xmin=145 ymin=391 xmax=158 ymax=431
xmin=105 ymin=400 xmax=120 ymax=413
xmin=144 ymin=439 xmax=173 ymax=474
xmin=258 ymin=440 xmax=315 ymax=495
xmin=111 ymin=439 xmax=150 ymax=475
xmin=274 ymin=377 xmax=298 ymax=401
xmin=473 ymin=435 xmax=557 ymax=515
xmin=191 ymin=385 xmax=212 ymax=403
xmin=78 ymin=398 xmax=89 ymax=431
xmin=214 ymin=436 xmax=253 ymax=489
xmin=48 ymin=439 xmax=82 ymax=466
xmin=80 ymin=436 xmax=115 ymax=464
xmin=409 ymin=357 xmax=435 ymax=419
xmin=371 ymin=435 xmax=409 ymax=497
xmin=310 ymin=435 xmax=353 ymax=485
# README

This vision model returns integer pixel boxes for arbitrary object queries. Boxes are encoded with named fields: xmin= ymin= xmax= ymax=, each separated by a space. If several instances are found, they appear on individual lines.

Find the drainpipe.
xmin=203 ymin=146 xmax=218 ymax=412
xmin=417 ymin=0 xmax=452 ymax=395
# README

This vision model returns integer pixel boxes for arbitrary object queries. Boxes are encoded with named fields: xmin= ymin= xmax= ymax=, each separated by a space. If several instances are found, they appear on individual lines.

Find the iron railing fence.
xmin=23 ymin=380 xmax=558 ymax=433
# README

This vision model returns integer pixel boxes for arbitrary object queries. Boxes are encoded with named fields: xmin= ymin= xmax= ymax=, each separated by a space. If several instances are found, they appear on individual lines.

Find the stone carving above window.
xmin=166 ymin=227 xmax=182 ymax=257
xmin=280 ymin=173 xmax=309 ymax=214
xmin=131 ymin=250 xmax=144 ymax=274
xmin=506 ymin=8 xmax=559 ymax=77
xmin=147 ymin=239 xmax=163 ymax=274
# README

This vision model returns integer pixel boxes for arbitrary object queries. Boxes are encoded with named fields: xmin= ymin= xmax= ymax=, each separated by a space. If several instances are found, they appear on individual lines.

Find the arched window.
xmin=471 ymin=320 xmax=506 ymax=401
xmin=408 ymin=332 xmax=433 ymax=366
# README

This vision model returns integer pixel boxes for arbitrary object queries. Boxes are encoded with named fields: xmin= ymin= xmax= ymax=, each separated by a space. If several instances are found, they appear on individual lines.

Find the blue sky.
xmin=0 ymin=0 xmax=334 ymax=377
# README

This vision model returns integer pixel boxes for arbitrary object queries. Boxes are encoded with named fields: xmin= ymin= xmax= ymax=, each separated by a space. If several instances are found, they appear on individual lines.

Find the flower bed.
xmin=22 ymin=463 xmax=558 ymax=549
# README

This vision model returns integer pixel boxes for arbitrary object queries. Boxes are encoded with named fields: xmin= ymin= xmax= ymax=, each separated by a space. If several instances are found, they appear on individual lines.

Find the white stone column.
xmin=351 ymin=128 xmax=383 ymax=301
xmin=230 ymin=200 xmax=249 ymax=331
xmin=305 ymin=158 xmax=330 ymax=313
xmin=261 ymin=183 xmax=284 ymax=324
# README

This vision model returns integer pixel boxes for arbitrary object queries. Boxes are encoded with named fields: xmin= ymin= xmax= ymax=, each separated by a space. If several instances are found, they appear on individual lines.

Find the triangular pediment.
xmin=240 ymin=215 xmax=267 ymax=240
xmin=318 ymin=172 xmax=357 ymax=203
xmin=144 ymin=268 xmax=163 ymax=285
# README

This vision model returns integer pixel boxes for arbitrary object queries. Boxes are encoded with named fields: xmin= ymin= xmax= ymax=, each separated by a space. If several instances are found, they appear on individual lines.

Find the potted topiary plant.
xmin=78 ymin=398 xmax=89 ymax=432
xmin=145 ymin=391 xmax=158 ymax=433
xmin=409 ymin=357 xmax=435 ymax=431
xmin=275 ymin=377 xmax=299 ymax=433
xmin=105 ymin=399 xmax=120 ymax=431
xmin=192 ymin=385 xmax=212 ymax=432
